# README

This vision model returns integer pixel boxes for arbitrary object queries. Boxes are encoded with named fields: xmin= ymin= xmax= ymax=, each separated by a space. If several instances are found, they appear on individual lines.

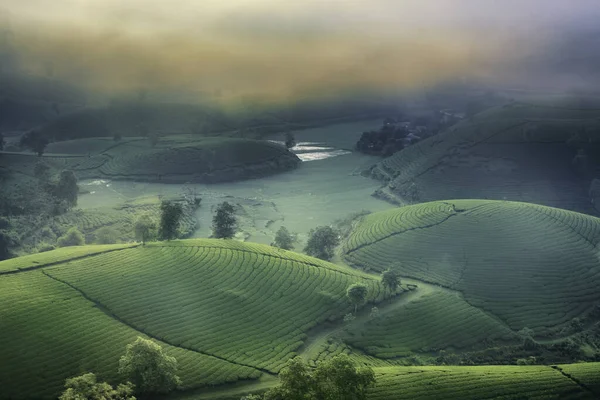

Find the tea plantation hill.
xmin=0 ymin=239 xmax=384 ymax=399
xmin=367 ymin=96 xmax=600 ymax=215
xmin=8 ymin=135 xmax=301 ymax=183
xmin=1 ymin=238 xmax=600 ymax=399
xmin=343 ymin=200 xmax=600 ymax=357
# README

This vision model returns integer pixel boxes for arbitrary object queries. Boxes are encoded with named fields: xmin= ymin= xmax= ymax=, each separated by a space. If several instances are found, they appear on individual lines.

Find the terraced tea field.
xmin=0 ymin=239 xmax=383 ymax=398
xmin=367 ymin=364 xmax=600 ymax=400
xmin=367 ymin=99 xmax=600 ymax=214
xmin=343 ymin=291 xmax=517 ymax=358
xmin=0 ymin=270 xmax=261 ymax=399
xmin=344 ymin=200 xmax=600 ymax=335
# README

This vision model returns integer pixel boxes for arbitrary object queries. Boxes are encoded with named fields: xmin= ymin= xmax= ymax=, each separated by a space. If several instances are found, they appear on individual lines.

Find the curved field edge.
xmin=0 ymin=243 xmax=137 ymax=274
xmin=0 ymin=271 xmax=261 ymax=400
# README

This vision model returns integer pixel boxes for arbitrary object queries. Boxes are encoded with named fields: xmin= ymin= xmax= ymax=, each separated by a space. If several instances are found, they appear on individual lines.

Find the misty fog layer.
xmin=1 ymin=0 xmax=600 ymax=102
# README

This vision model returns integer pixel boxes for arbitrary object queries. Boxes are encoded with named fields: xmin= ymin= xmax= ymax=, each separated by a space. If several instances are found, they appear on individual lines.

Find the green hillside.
xmin=11 ymin=136 xmax=301 ymax=183
xmin=367 ymin=364 xmax=600 ymax=400
xmin=367 ymin=98 xmax=600 ymax=214
xmin=344 ymin=200 xmax=600 ymax=336
xmin=0 ymin=240 xmax=383 ymax=399
xmin=343 ymin=291 xmax=516 ymax=358
xmin=181 ymin=363 xmax=600 ymax=400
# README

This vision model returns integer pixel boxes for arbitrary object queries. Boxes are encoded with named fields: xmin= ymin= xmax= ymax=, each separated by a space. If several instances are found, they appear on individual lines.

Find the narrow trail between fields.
xmin=298 ymin=277 xmax=435 ymax=361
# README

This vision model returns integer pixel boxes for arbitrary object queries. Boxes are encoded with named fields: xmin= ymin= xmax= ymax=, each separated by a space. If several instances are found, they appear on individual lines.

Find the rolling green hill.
xmin=12 ymin=136 xmax=301 ymax=183
xmin=343 ymin=200 xmax=600 ymax=337
xmin=0 ymin=240 xmax=383 ymax=399
xmin=367 ymin=98 xmax=600 ymax=215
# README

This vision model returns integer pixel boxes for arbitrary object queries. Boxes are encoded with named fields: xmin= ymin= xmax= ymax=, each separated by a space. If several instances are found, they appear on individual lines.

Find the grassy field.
xmin=0 ymin=239 xmax=384 ymax=398
xmin=344 ymin=200 xmax=600 ymax=335
xmin=368 ymin=98 xmax=600 ymax=214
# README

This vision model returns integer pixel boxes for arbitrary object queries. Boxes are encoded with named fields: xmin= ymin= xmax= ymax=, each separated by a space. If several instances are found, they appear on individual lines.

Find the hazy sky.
xmin=1 ymin=1 xmax=599 ymax=101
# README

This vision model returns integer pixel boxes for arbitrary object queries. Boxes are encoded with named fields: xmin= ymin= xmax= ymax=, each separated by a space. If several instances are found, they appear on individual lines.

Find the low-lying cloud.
xmin=1 ymin=0 xmax=599 ymax=102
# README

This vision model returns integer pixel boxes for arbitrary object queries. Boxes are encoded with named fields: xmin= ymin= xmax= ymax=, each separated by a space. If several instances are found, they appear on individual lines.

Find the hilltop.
xmin=366 ymin=97 xmax=600 ymax=215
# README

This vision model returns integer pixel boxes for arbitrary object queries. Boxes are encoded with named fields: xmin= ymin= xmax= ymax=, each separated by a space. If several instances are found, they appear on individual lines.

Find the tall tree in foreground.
xmin=304 ymin=226 xmax=340 ymax=261
xmin=59 ymin=373 xmax=135 ymax=400
xmin=257 ymin=355 xmax=375 ymax=400
xmin=381 ymin=269 xmax=401 ymax=297
xmin=118 ymin=337 xmax=181 ymax=395
xmin=158 ymin=200 xmax=183 ymax=240
xmin=347 ymin=283 xmax=368 ymax=314
xmin=212 ymin=201 xmax=237 ymax=239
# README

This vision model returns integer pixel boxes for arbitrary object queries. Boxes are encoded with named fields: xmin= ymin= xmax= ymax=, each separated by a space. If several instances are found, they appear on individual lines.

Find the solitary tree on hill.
xmin=158 ymin=200 xmax=183 ymax=240
xmin=347 ymin=283 xmax=368 ymax=314
xmin=272 ymin=226 xmax=294 ymax=250
xmin=19 ymin=130 xmax=49 ymax=157
xmin=381 ymin=269 xmax=401 ymax=296
xmin=212 ymin=201 xmax=237 ymax=239
xmin=118 ymin=336 xmax=181 ymax=395
xmin=304 ymin=226 xmax=340 ymax=260
xmin=134 ymin=213 xmax=157 ymax=244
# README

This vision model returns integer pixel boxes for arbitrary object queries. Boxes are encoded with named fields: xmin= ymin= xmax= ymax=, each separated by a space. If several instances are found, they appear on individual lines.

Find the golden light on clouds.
xmin=1 ymin=0 xmax=598 ymax=102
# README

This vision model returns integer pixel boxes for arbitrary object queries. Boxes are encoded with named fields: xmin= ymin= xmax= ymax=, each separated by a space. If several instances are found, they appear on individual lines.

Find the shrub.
xmin=95 ymin=226 xmax=120 ymax=244
xmin=37 ymin=243 xmax=56 ymax=253
xmin=59 ymin=373 xmax=135 ymax=400
xmin=304 ymin=226 xmax=340 ymax=260
xmin=516 ymin=356 xmax=537 ymax=365
xmin=57 ymin=227 xmax=85 ymax=247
